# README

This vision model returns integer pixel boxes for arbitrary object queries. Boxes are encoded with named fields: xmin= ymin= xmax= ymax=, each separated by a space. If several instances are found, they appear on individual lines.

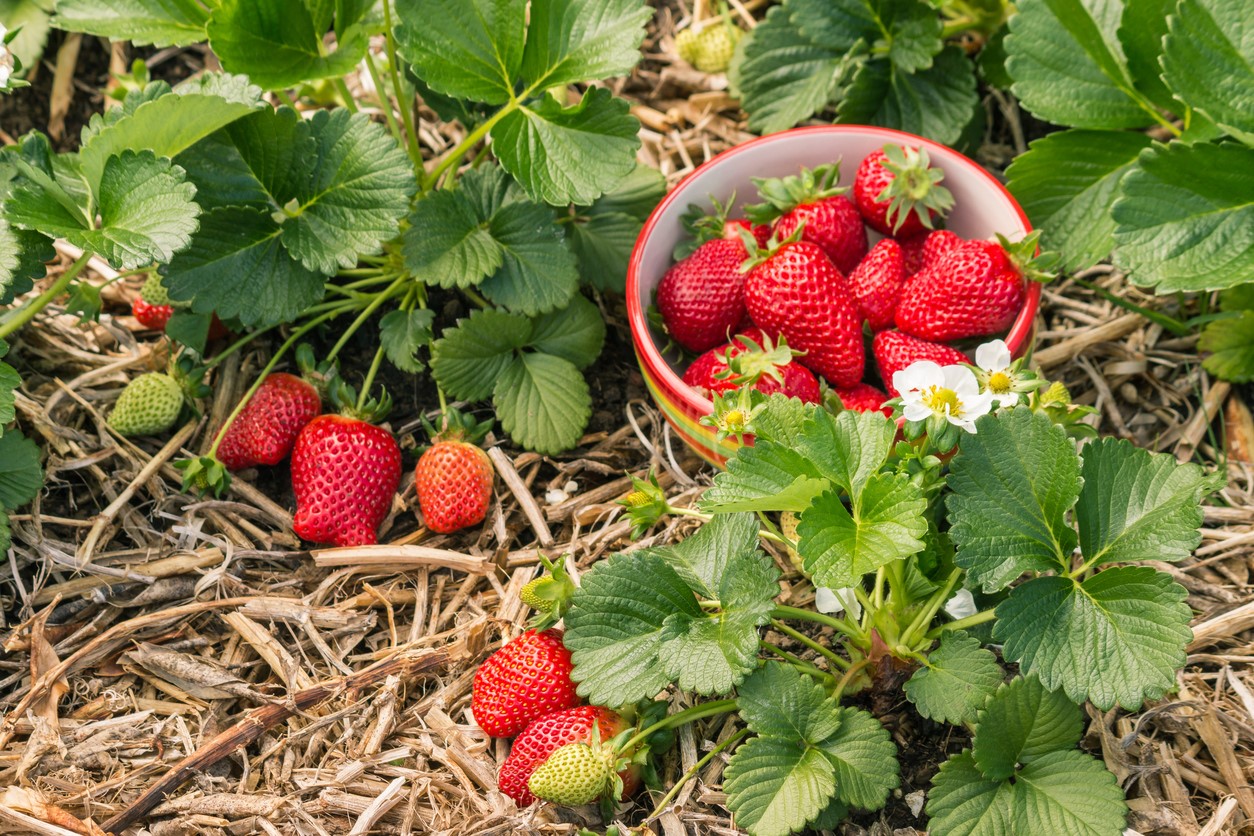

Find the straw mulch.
xmin=3 ymin=4 xmax=1253 ymax=835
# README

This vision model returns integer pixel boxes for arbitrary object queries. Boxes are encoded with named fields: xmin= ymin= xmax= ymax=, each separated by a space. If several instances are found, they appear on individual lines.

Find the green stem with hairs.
xmin=645 ymin=729 xmax=748 ymax=821
xmin=333 ymin=77 xmax=359 ymax=113
xmin=363 ymin=50 xmax=406 ymax=153
xmin=325 ymin=274 xmax=408 ymax=362
xmin=1069 ymin=275 xmax=1190 ymax=336
xmin=900 ymin=569 xmax=962 ymax=650
xmin=381 ymin=0 xmax=424 ymax=178
xmin=762 ymin=643 xmax=838 ymax=683
xmin=355 ymin=343 xmax=388 ymax=412
xmin=926 ymin=607 xmax=996 ymax=640
xmin=0 ymin=252 xmax=92 ymax=340
xmin=618 ymin=700 xmax=738 ymax=757
xmin=832 ymin=658 xmax=871 ymax=703
xmin=772 ymin=604 xmax=862 ymax=642
xmin=771 ymin=620 xmax=850 ymax=671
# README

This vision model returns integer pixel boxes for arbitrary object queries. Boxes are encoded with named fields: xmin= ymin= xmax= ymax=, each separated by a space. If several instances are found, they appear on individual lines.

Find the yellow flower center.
xmin=922 ymin=386 xmax=963 ymax=416
xmin=722 ymin=408 xmax=747 ymax=432
xmin=623 ymin=490 xmax=651 ymax=508
xmin=987 ymin=371 xmax=1013 ymax=393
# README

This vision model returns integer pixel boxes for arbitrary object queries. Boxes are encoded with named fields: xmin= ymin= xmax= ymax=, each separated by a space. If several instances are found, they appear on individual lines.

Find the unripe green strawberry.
xmin=675 ymin=27 xmax=701 ymax=65
xmin=691 ymin=22 xmax=741 ymax=73
xmin=109 ymin=373 xmax=183 ymax=437
xmin=140 ymin=272 xmax=172 ymax=306
xmin=521 ymin=577 xmax=556 ymax=613
xmin=527 ymin=742 xmax=614 ymax=806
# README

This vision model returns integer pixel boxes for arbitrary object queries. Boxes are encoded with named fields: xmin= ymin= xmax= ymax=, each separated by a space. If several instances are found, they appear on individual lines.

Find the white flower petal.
xmin=941 ymin=363 xmax=980 ymax=396
xmin=902 ymin=401 xmax=933 ymax=422
xmin=963 ymin=391 xmax=997 ymax=418
xmin=893 ymin=360 xmax=944 ymax=397
xmin=991 ymin=391 xmax=1021 ymax=408
xmin=816 ymin=587 xmax=861 ymax=619
xmin=975 ymin=339 xmax=1012 ymax=372
xmin=944 ymin=589 xmax=977 ymax=619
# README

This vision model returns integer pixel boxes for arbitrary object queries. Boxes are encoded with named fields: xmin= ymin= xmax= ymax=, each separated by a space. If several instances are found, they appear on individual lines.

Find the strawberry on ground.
xmin=656 ymin=236 xmax=750 ymax=353
xmin=527 ymin=741 xmax=614 ymax=805
xmin=895 ymin=234 xmax=1040 ymax=342
xmin=873 ymin=330 xmax=969 ymax=397
xmin=682 ymin=328 xmax=822 ymax=404
xmin=290 ymin=384 xmax=401 ymax=547
xmin=853 ymin=145 xmax=954 ymax=237
xmin=414 ymin=409 xmax=495 ymax=534
xmin=498 ymin=705 xmax=640 ymax=807
xmin=132 ymin=273 xmax=177 ymax=331
xmin=834 ymin=382 xmax=892 ymax=417
xmin=109 ymin=373 xmax=184 ymax=437
xmin=848 ymin=238 xmax=907 ymax=332
xmin=217 ymin=373 xmax=321 ymax=470
xmin=746 ymin=164 xmax=868 ymax=274
xmin=742 ymin=237 xmax=864 ymax=388
xmin=472 ymin=628 xmax=580 ymax=739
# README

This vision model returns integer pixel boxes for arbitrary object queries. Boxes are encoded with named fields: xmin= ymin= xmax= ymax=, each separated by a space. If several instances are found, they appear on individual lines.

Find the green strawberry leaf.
xmin=1113 ymin=141 xmax=1254 ymax=293
xmin=701 ymin=441 xmax=829 ymax=514
xmin=649 ymin=512 xmax=761 ymax=599
xmin=724 ymin=737 xmax=838 ymax=836
xmin=404 ymin=189 xmax=506 ymax=289
xmin=929 ymin=750 xmax=1127 ymax=836
xmin=971 ymin=676 xmax=1083 ymax=780
xmin=491 ymin=88 xmax=640 ymax=207
xmin=494 ymin=351 xmax=591 ymax=455
xmin=164 ymin=310 xmax=215 ymax=353
xmin=564 ymin=550 xmax=704 ymax=705
xmin=0 ymin=511 xmax=10 ymax=555
xmin=1200 ymin=311 xmax=1254 ymax=382
xmin=578 ymin=162 xmax=666 ymax=220
xmin=477 ymin=201 xmax=580 ymax=314
xmin=0 ymin=430 xmax=43 ymax=510
xmin=730 ymin=2 xmax=846 ymax=135
xmin=1005 ymin=0 xmax=1159 ymax=129
xmin=1160 ymin=0 xmax=1254 ymax=144
xmin=904 ymin=631 xmax=1004 ymax=725
xmin=379 ymin=309 xmax=435 ymax=374
xmin=947 ymin=408 xmax=1082 ymax=592
xmin=797 ymin=408 xmax=896 ymax=497
xmin=430 ymin=308 xmax=532 ymax=401
xmin=566 ymin=211 xmax=643 ymax=293
xmin=525 ymin=294 xmax=605 ymax=369
xmin=1076 ymin=437 xmax=1218 ymax=567
xmin=394 ymin=0 xmax=525 ymax=105
xmin=737 ymin=661 xmax=842 ymax=740
xmin=789 ymin=0 xmax=942 ymax=74
xmin=797 ymin=474 xmax=927 ymax=588
xmin=52 ymin=0 xmax=210 ymax=47
xmin=817 ymin=706 xmax=899 ymax=809
xmin=0 ymin=355 xmax=18 ymax=433
xmin=837 ymin=47 xmax=979 ymax=146
xmin=1117 ymin=0 xmax=1178 ymax=113
xmin=1 ymin=0 xmax=53 ymax=73
xmin=207 ymin=0 xmax=368 ymax=88
xmin=520 ymin=0 xmax=653 ymax=91
xmin=162 ymin=206 xmax=325 ymax=327
xmin=1005 ymin=130 xmax=1152 ymax=272
xmin=0 ymin=220 xmax=53 ymax=305
xmin=993 ymin=567 xmax=1192 ymax=710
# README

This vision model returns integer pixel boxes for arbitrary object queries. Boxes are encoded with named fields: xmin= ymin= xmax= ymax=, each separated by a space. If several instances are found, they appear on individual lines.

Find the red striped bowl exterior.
xmin=627 ymin=125 xmax=1039 ymax=468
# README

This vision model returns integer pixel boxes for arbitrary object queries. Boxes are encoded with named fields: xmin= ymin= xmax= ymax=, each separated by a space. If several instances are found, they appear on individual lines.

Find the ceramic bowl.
xmin=626 ymin=125 xmax=1038 ymax=467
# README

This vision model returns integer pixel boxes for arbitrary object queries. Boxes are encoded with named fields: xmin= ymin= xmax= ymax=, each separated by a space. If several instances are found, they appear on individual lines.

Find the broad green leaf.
xmin=521 ymin=0 xmax=652 ymax=91
xmin=0 ymin=221 xmax=53 ymax=305
xmin=927 ymin=752 xmax=1017 ymax=836
xmin=648 ymin=512 xmax=761 ymax=599
xmin=838 ymin=47 xmax=978 ymax=145
xmin=724 ymin=738 xmax=837 ymax=836
xmin=53 ymin=0 xmax=210 ymax=47
xmin=736 ymin=661 xmax=842 ymax=741
xmin=580 ymin=163 xmax=666 ymax=220
xmin=172 ymin=132 xmax=276 ymax=213
xmin=0 ymin=359 xmax=17 ymax=430
xmin=791 ymin=0 xmax=942 ymax=74
xmin=207 ymin=0 xmax=368 ymax=88
xmin=277 ymin=110 xmax=415 ymax=274
xmin=78 ymin=75 xmax=264 ymax=192
xmin=947 ymin=408 xmax=1082 ymax=592
xmin=491 ymin=88 xmax=640 ymax=206
xmin=566 ymin=212 xmax=642 ymax=292
xmin=1005 ymin=130 xmax=1152 ymax=271
xmin=977 ymin=24 xmax=1013 ymax=88
xmin=700 ymin=441 xmax=829 ymax=514
xmin=796 ymin=408 xmax=896 ymax=497
xmin=379 ymin=309 xmax=435 ymax=374
xmin=972 ymin=676 xmax=1083 ymax=780
xmin=731 ymin=3 xmax=845 ymax=134
xmin=994 ymin=567 xmax=1192 ymax=709
xmin=808 ymin=797 xmax=852 ymax=830
xmin=1 ymin=0 xmax=52 ymax=72
xmin=1011 ymin=750 xmax=1128 ymax=835
xmin=904 ymin=631 xmax=1004 ymax=725
xmin=163 ymin=310 xmax=214 ymax=353
xmin=1006 ymin=0 xmax=1156 ymax=129
xmin=429 ymin=309 xmax=531 ymax=401
xmin=1200 ymin=312 xmax=1254 ymax=382
xmin=394 ymin=0 xmax=525 ymax=105
xmin=526 ymin=294 xmax=605 ymax=369
xmin=1161 ymin=0 xmax=1254 ymax=143
xmin=0 ymin=431 xmax=43 ymax=510
xmin=0 ymin=511 xmax=9 ymax=554
xmin=162 ymin=207 xmax=324 ymax=327
xmin=477 ymin=200 xmax=580 ymax=314
xmin=798 ymin=474 xmax=927 ymax=588
xmin=817 ymin=706 xmax=899 ymax=809
xmin=752 ymin=395 xmax=819 ymax=446
xmin=494 ymin=352 xmax=591 ymax=455
xmin=1076 ymin=437 xmax=1215 ymax=566
xmin=564 ymin=550 xmax=703 ymax=704
xmin=1113 ymin=141 xmax=1254 ymax=293
xmin=404 ymin=188 xmax=505 ymax=288
xmin=1118 ymin=0 xmax=1178 ymax=112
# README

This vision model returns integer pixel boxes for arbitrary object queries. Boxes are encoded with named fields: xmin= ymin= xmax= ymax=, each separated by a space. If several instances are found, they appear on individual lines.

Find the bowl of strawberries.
xmin=626 ymin=125 xmax=1041 ymax=466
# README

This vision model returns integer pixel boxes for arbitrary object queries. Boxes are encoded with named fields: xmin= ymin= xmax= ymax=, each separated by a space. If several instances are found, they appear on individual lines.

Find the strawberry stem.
xmin=770 ymin=619 xmax=852 ymax=670
xmin=644 ymin=728 xmax=749 ymax=822
xmin=355 ymin=343 xmax=388 ymax=413
xmin=617 ymin=699 xmax=738 ymax=757
xmin=326 ymin=273 xmax=409 ymax=362
xmin=771 ymin=604 xmax=863 ymax=641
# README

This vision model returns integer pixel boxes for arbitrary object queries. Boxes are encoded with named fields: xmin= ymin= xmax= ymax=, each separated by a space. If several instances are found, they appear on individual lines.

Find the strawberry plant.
xmin=510 ymin=349 xmax=1220 ymax=833
xmin=0 ymin=0 xmax=662 ymax=539
xmin=998 ymin=0 xmax=1254 ymax=379
xmin=728 ymin=0 xmax=1012 ymax=144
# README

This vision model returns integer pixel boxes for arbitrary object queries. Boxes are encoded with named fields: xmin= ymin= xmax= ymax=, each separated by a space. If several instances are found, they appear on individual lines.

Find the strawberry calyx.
xmin=174 ymin=455 xmax=232 ymax=498
xmin=675 ymin=192 xmax=739 ymax=260
xmin=736 ymin=221 xmax=804 ymax=273
xmin=995 ymin=230 xmax=1058 ymax=283
xmin=523 ymin=553 xmax=577 ymax=630
xmin=744 ymin=162 xmax=846 ymax=225
xmin=294 ymin=343 xmax=339 ymax=400
xmin=716 ymin=332 xmax=799 ymax=387
xmin=618 ymin=470 xmax=671 ymax=538
xmin=874 ymin=144 xmax=955 ymax=233
xmin=420 ymin=405 xmax=493 ymax=447
xmin=329 ymin=377 xmax=392 ymax=423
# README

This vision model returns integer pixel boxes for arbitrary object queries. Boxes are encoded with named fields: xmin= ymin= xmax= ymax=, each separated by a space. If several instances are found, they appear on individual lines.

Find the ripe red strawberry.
xmin=747 ymin=164 xmax=867 ymax=274
xmin=683 ymin=329 xmax=821 ymax=404
xmin=132 ymin=273 xmax=175 ymax=330
xmin=656 ymin=237 xmax=749 ymax=353
xmin=834 ymin=383 xmax=892 ymax=417
xmin=217 ymin=373 xmax=321 ymax=471
xmin=849 ymin=238 xmax=906 ymax=332
xmin=895 ymin=235 xmax=1037 ymax=342
xmin=291 ymin=414 xmax=401 ymax=547
xmin=472 ymin=629 xmax=580 ymax=739
xmin=743 ymin=240 xmax=864 ymax=388
xmin=723 ymin=218 xmax=772 ymax=248
xmin=873 ymin=330 xmax=970 ymax=397
xmin=853 ymin=145 xmax=954 ymax=237
xmin=415 ymin=410 xmax=495 ymax=534
xmin=498 ymin=705 xmax=640 ymax=807
xmin=898 ymin=231 xmax=931 ymax=276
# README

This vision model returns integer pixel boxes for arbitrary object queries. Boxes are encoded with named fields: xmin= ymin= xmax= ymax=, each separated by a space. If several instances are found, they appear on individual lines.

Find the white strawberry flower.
xmin=0 ymin=25 xmax=13 ymax=88
xmin=894 ymin=360 xmax=994 ymax=434
xmin=973 ymin=339 xmax=1034 ymax=407
xmin=815 ymin=586 xmax=862 ymax=620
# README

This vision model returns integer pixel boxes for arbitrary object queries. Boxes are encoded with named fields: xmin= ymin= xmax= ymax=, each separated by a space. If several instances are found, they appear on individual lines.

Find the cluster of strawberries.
xmin=657 ymin=144 xmax=1040 ymax=413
